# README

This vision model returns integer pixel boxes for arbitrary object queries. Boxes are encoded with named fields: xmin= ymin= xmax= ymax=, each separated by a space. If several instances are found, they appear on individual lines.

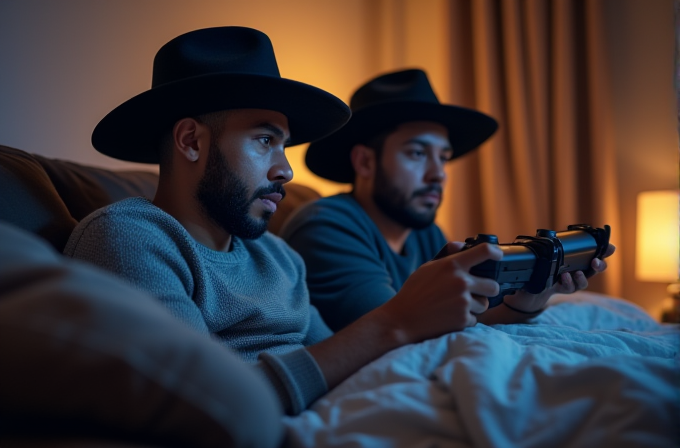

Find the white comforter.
xmin=284 ymin=293 xmax=680 ymax=447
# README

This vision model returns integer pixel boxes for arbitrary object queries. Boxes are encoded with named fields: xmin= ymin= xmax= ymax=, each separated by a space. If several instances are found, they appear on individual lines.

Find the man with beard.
xmin=281 ymin=69 xmax=613 ymax=331
xmin=65 ymin=30 xmax=612 ymax=416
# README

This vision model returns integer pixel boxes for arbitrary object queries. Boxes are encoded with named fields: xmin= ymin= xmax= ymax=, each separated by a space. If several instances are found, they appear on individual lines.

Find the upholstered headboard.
xmin=0 ymin=144 xmax=320 ymax=252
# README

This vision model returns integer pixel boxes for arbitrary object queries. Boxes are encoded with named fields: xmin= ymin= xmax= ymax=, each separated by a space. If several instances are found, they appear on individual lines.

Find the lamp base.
xmin=660 ymin=282 xmax=680 ymax=323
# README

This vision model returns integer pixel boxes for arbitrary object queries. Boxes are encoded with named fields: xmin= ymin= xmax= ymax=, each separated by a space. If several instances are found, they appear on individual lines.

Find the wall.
xmin=0 ymin=0 xmax=374 ymax=196
xmin=0 ymin=0 xmax=677 ymax=318
xmin=604 ymin=0 xmax=678 ymax=318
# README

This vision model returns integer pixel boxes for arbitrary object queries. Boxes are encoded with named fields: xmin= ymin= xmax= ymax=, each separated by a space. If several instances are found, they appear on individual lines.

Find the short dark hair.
xmin=195 ymin=110 xmax=231 ymax=145
xmin=358 ymin=125 xmax=397 ymax=158
xmin=349 ymin=125 xmax=398 ymax=186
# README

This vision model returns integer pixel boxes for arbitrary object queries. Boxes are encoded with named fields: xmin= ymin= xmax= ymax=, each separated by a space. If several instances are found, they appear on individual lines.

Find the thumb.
xmin=432 ymin=241 xmax=466 ymax=260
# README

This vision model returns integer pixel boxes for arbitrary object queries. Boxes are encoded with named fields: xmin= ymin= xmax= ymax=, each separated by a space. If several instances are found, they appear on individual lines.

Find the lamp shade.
xmin=635 ymin=190 xmax=680 ymax=282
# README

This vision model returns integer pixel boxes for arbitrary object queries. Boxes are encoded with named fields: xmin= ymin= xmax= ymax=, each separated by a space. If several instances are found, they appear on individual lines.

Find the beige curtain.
xmin=368 ymin=0 xmax=622 ymax=297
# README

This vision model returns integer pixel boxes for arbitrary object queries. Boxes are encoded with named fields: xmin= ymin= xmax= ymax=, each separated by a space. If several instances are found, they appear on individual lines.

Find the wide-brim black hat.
xmin=92 ymin=26 xmax=351 ymax=164
xmin=305 ymin=69 xmax=498 ymax=183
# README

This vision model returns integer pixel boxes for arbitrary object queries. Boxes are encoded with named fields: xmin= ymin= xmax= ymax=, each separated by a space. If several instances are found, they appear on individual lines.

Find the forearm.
xmin=305 ymin=306 xmax=407 ymax=390
xmin=255 ymin=307 xmax=406 ymax=415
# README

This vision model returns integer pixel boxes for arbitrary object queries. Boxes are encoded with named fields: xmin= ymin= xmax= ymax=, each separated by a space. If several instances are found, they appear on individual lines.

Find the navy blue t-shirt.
xmin=280 ymin=193 xmax=447 ymax=331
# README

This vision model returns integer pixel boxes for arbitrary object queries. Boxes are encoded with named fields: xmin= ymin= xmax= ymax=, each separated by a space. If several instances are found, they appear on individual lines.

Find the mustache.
xmin=412 ymin=184 xmax=443 ymax=198
xmin=252 ymin=183 xmax=286 ymax=201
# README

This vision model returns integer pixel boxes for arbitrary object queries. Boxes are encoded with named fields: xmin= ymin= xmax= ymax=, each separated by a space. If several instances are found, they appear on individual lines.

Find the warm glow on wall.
xmin=635 ymin=190 xmax=680 ymax=282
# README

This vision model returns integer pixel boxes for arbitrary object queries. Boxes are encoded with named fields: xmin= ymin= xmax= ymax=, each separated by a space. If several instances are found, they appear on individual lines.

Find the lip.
xmin=259 ymin=193 xmax=282 ymax=213
xmin=418 ymin=192 xmax=441 ymax=204
xmin=261 ymin=193 xmax=283 ymax=204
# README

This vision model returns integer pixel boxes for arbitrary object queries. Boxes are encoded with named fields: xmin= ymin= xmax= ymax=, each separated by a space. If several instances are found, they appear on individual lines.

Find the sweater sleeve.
xmin=256 ymin=348 xmax=328 ymax=415
xmin=64 ymin=204 xmax=211 ymax=335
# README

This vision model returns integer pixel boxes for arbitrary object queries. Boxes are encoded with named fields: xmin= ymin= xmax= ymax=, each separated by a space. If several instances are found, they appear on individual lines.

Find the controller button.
xmin=536 ymin=229 xmax=557 ymax=238
xmin=475 ymin=234 xmax=499 ymax=244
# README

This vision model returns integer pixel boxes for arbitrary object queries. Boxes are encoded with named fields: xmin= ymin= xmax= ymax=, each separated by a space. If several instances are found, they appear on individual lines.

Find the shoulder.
xmin=408 ymin=222 xmax=448 ymax=256
xmin=74 ymin=197 xmax=172 ymax=228
xmin=64 ymin=198 xmax=189 ymax=256
xmin=279 ymin=193 xmax=373 ymax=240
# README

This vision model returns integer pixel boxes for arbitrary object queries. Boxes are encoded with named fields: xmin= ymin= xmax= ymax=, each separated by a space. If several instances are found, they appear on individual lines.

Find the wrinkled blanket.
xmin=284 ymin=293 xmax=680 ymax=447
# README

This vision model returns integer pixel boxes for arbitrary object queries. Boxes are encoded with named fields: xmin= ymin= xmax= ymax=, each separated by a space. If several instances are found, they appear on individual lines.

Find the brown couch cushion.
xmin=33 ymin=154 xmax=158 ymax=221
xmin=268 ymin=183 xmax=321 ymax=235
xmin=0 ymin=145 xmax=159 ymax=252
xmin=0 ymin=145 xmax=77 ymax=252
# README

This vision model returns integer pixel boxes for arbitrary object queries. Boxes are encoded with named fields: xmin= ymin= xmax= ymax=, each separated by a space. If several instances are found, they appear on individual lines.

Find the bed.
xmin=284 ymin=292 xmax=680 ymax=447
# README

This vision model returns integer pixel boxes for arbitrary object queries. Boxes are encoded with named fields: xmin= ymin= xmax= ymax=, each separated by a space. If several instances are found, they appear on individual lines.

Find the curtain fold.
xmin=378 ymin=0 xmax=623 ymax=296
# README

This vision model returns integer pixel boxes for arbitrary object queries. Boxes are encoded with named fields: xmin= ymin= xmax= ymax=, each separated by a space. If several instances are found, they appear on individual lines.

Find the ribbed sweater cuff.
xmin=257 ymin=348 xmax=328 ymax=416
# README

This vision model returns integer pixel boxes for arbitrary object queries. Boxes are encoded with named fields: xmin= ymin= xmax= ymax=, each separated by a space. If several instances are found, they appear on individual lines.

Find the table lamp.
xmin=635 ymin=190 xmax=680 ymax=322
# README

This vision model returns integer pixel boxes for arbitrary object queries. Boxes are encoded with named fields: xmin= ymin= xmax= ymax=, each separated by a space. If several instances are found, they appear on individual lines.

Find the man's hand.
xmin=375 ymin=241 xmax=503 ymax=344
xmin=495 ymin=243 xmax=617 ymax=316
xmin=307 ymin=240 xmax=504 ymax=390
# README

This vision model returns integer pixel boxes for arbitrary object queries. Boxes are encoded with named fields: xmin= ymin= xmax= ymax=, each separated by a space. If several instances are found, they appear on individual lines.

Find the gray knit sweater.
xmin=64 ymin=197 xmax=332 ymax=414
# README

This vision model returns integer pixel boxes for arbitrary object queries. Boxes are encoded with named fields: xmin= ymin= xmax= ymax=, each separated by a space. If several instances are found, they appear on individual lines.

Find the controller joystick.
xmin=466 ymin=234 xmax=499 ymax=245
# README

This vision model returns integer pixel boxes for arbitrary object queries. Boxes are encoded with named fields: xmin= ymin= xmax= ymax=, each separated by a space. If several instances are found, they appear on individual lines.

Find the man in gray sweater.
xmin=65 ymin=27 xmax=610 ymax=416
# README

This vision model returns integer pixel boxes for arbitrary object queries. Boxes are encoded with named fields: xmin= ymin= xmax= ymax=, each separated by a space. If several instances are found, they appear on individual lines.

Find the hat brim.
xmin=92 ymin=73 xmax=351 ymax=163
xmin=305 ymin=102 xmax=498 ymax=183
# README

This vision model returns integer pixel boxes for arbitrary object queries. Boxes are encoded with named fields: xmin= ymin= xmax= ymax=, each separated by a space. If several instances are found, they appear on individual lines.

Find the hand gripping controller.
xmin=464 ymin=224 xmax=611 ymax=308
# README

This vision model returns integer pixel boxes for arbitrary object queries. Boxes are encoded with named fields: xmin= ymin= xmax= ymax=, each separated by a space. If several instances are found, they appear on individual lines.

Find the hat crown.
xmin=350 ymin=69 xmax=439 ymax=111
xmin=93 ymin=26 xmax=350 ymax=163
xmin=152 ymin=26 xmax=281 ymax=88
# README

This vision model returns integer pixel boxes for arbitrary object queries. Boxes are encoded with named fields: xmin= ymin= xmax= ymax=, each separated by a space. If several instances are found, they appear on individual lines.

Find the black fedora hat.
xmin=92 ymin=26 xmax=351 ymax=163
xmin=305 ymin=69 xmax=498 ymax=183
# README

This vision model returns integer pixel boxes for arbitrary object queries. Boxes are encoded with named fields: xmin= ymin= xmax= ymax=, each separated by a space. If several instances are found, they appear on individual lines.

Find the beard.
xmin=372 ymin=163 xmax=441 ymax=230
xmin=195 ymin=143 xmax=285 ymax=240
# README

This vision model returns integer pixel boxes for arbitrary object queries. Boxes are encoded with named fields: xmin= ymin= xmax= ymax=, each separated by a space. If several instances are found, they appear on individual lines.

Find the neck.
xmin=153 ymin=173 xmax=232 ymax=252
xmin=352 ymin=192 xmax=411 ymax=254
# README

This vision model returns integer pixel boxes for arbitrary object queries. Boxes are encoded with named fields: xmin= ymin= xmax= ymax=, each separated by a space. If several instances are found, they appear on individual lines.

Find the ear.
xmin=350 ymin=144 xmax=376 ymax=179
xmin=173 ymin=118 xmax=209 ymax=163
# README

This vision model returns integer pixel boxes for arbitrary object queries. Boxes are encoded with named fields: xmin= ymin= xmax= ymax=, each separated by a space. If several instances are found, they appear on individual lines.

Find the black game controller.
xmin=464 ymin=224 xmax=611 ymax=308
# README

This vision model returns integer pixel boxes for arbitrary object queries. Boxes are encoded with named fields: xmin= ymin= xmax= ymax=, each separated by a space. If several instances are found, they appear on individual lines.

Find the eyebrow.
xmin=257 ymin=122 xmax=292 ymax=146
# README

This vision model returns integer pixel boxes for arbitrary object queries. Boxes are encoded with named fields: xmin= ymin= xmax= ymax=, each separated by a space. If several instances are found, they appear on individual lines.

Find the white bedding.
xmin=284 ymin=292 xmax=680 ymax=447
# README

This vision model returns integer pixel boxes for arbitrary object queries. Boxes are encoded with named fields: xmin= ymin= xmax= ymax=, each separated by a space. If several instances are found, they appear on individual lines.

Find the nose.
xmin=269 ymin=150 xmax=293 ymax=184
xmin=425 ymin=155 xmax=446 ymax=184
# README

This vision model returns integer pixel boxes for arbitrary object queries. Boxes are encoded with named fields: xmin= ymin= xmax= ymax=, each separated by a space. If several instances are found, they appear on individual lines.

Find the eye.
xmin=258 ymin=136 xmax=272 ymax=147
xmin=440 ymin=151 xmax=454 ymax=162
xmin=406 ymin=148 xmax=426 ymax=159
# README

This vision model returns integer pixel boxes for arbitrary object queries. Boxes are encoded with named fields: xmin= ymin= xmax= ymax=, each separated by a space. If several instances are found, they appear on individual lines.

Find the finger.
xmin=445 ymin=242 xmax=503 ymax=269
xmin=465 ymin=312 xmax=478 ymax=328
xmin=572 ymin=271 xmax=588 ymax=290
xmin=470 ymin=276 xmax=500 ymax=298
xmin=591 ymin=257 xmax=607 ymax=272
xmin=556 ymin=272 xmax=576 ymax=293
xmin=447 ymin=241 xmax=466 ymax=253
xmin=433 ymin=241 xmax=466 ymax=260
xmin=602 ymin=243 xmax=616 ymax=258
xmin=470 ymin=294 xmax=489 ymax=314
